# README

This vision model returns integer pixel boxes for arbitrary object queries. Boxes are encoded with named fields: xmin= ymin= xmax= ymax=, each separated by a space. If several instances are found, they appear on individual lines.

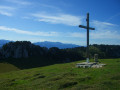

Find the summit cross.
xmin=79 ymin=13 xmax=95 ymax=63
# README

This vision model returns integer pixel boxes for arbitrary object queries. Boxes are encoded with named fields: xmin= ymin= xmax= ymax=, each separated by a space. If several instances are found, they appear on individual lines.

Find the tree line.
xmin=0 ymin=41 xmax=120 ymax=69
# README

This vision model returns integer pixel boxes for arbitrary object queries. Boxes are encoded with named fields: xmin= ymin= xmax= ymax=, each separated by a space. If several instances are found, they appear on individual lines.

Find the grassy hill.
xmin=0 ymin=63 xmax=19 ymax=73
xmin=0 ymin=58 xmax=120 ymax=90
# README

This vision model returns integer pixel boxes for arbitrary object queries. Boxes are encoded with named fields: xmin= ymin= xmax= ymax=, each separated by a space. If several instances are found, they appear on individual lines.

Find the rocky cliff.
xmin=0 ymin=41 xmax=47 ymax=59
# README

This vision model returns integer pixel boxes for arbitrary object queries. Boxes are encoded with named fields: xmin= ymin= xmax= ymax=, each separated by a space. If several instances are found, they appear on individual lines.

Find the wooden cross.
xmin=79 ymin=13 xmax=95 ymax=63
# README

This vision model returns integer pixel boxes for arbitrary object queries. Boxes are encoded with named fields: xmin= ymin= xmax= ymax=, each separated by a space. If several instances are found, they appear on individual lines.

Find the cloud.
xmin=32 ymin=13 xmax=83 ymax=26
xmin=90 ymin=20 xmax=120 ymax=40
xmin=90 ymin=30 xmax=120 ymax=39
xmin=0 ymin=6 xmax=15 ymax=10
xmin=0 ymin=10 xmax=12 ymax=16
xmin=66 ymin=20 xmax=120 ymax=40
xmin=6 ymin=0 xmax=31 ymax=5
xmin=106 ymin=13 xmax=120 ymax=22
xmin=92 ymin=20 xmax=115 ymax=27
xmin=0 ymin=5 xmax=15 ymax=16
xmin=38 ymin=4 xmax=61 ymax=11
xmin=0 ymin=26 xmax=58 ymax=36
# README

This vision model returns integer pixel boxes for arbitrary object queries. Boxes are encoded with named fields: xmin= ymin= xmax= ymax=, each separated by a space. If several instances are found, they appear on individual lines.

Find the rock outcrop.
xmin=0 ymin=41 xmax=47 ymax=59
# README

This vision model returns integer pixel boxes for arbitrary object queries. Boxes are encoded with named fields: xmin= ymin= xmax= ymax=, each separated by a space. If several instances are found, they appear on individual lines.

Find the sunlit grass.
xmin=0 ymin=58 xmax=120 ymax=90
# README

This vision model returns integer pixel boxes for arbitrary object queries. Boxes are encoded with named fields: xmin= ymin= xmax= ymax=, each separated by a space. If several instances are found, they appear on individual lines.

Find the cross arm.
xmin=79 ymin=25 xmax=95 ymax=30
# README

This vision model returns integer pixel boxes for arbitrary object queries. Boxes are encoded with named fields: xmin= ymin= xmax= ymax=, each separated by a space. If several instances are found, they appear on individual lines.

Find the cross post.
xmin=79 ymin=13 xmax=95 ymax=63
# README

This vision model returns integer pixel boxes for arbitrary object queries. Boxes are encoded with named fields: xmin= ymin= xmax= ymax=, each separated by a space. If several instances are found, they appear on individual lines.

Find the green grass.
xmin=0 ymin=62 xmax=19 ymax=73
xmin=0 ymin=58 xmax=120 ymax=90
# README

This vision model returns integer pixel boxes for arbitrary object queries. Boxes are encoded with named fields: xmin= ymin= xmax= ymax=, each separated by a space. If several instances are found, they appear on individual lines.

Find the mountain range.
xmin=0 ymin=40 xmax=11 ymax=47
xmin=0 ymin=40 xmax=80 ymax=49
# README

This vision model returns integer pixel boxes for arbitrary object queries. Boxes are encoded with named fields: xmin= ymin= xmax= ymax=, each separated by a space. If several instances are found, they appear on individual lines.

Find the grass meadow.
xmin=0 ymin=58 xmax=120 ymax=90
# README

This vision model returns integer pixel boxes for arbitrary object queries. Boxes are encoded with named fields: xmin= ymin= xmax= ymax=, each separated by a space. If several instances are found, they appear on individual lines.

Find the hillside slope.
xmin=0 ymin=63 xmax=19 ymax=73
xmin=0 ymin=58 xmax=120 ymax=90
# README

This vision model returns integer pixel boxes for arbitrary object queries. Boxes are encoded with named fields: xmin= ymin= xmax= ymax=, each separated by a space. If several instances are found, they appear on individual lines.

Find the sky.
xmin=0 ymin=0 xmax=120 ymax=45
